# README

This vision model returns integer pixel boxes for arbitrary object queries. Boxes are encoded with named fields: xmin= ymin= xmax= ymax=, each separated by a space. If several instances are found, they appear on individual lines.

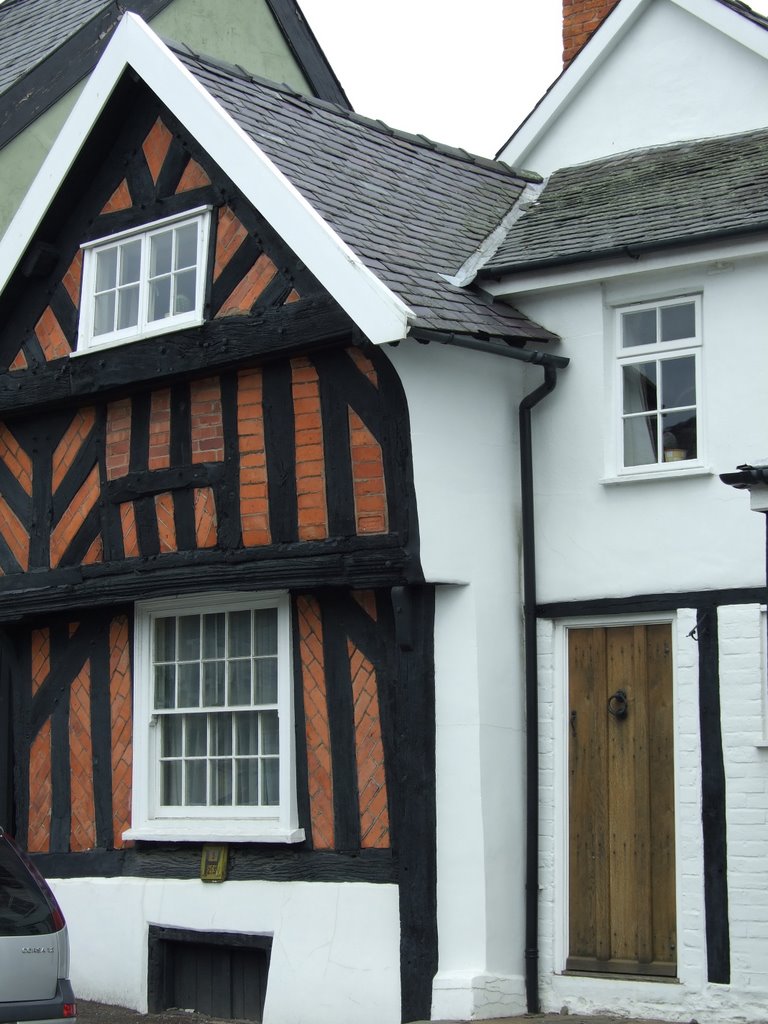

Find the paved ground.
xmin=77 ymin=1002 xmax=675 ymax=1024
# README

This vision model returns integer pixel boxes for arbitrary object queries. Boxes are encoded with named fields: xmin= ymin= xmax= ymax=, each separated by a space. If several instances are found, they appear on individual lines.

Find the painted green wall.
xmin=0 ymin=0 xmax=312 ymax=236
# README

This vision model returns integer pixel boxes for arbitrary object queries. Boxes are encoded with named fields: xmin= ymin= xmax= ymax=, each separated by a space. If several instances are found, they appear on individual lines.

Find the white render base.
xmin=431 ymin=970 xmax=526 ymax=1021
xmin=50 ymin=876 xmax=401 ymax=1024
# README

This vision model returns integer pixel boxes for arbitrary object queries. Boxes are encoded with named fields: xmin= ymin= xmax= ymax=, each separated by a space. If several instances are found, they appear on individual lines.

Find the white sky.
xmin=299 ymin=0 xmax=768 ymax=159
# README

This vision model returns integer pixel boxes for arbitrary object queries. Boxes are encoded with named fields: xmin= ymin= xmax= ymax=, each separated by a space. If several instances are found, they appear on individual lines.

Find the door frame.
xmin=551 ymin=612 xmax=681 ymax=977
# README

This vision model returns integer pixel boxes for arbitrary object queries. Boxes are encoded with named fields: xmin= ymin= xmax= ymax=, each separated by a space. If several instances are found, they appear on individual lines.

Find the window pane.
xmin=185 ymin=714 xmax=207 ymax=756
xmin=229 ymin=660 xmax=251 ymax=705
xmin=253 ymin=608 xmax=277 ymax=656
xmin=211 ymin=712 xmax=232 ymax=756
xmin=148 ymin=277 xmax=171 ymax=323
xmin=178 ymin=663 xmax=200 ymax=707
xmin=117 ymin=284 xmax=139 ymax=330
xmin=161 ymin=715 xmax=182 ymax=757
xmin=95 ymin=247 xmax=118 ymax=291
xmin=660 ymin=356 xmax=696 ymax=409
xmin=175 ymin=223 xmax=198 ymax=269
xmin=236 ymin=759 xmax=259 ymax=805
xmin=262 ymin=759 xmax=279 ymax=806
xmin=235 ymin=712 xmax=259 ymax=755
xmin=622 ymin=309 xmax=656 ymax=348
xmin=173 ymin=268 xmax=197 ymax=315
xmin=623 ymin=362 xmax=657 ymax=413
xmin=154 ymin=664 xmax=176 ymax=709
xmin=229 ymin=610 xmax=252 ymax=657
xmin=155 ymin=617 xmax=176 ymax=661
xmin=624 ymin=415 xmax=657 ymax=467
xmin=261 ymin=710 xmax=279 ymax=755
xmin=150 ymin=230 xmax=173 ymax=276
xmin=210 ymin=761 xmax=232 ymax=806
xmin=254 ymin=658 xmax=278 ymax=704
xmin=94 ymin=292 xmax=115 ymax=336
xmin=119 ymin=240 xmax=141 ymax=284
xmin=185 ymin=761 xmax=206 ymax=805
xmin=660 ymin=302 xmax=695 ymax=342
xmin=662 ymin=410 xmax=697 ymax=461
xmin=178 ymin=615 xmax=200 ymax=660
xmin=203 ymin=613 xmax=226 ymax=659
xmin=203 ymin=661 xmax=226 ymax=707
xmin=161 ymin=761 xmax=182 ymax=805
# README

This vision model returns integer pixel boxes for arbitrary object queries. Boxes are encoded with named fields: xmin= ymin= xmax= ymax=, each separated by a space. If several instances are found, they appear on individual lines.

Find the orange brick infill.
xmin=142 ymin=118 xmax=173 ymax=185
xmin=50 ymin=465 xmax=100 ymax=569
xmin=283 ymin=289 xmax=300 ymax=304
xmin=62 ymin=250 xmax=83 ymax=308
xmin=213 ymin=206 xmax=248 ymax=281
xmin=176 ymin=158 xmax=211 ymax=194
xmin=349 ymin=409 xmax=388 ymax=535
xmin=216 ymin=253 xmax=278 ymax=317
xmin=352 ymin=590 xmax=378 ymax=621
xmin=0 ymin=422 xmax=32 ymax=496
xmin=349 ymin=641 xmax=390 ymax=849
xmin=31 ymin=629 xmax=50 ymax=696
xmin=52 ymin=408 xmax=96 ymax=492
xmin=120 ymin=501 xmax=139 ymax=558
xmin=148 ymin=389 xmax=171 ymax=471
xmin=0 ymin=492 xmax=29 ymax=570
xmin=237 ymin=368 xmax=271 ymax=547
xmin=292 ymin=359 xmax=328 ymax=541
xmin=190 ymin=378 xmax=224 ymax=463
xmin=69 ymin=662 xmax=96 ymax=852
xmin=110 ymin=616 xmax=133 ymax=847
xmin=346 ymin=347 xmax=379 ymax=387
xmin=28 ymin=719 xmax=52 ymax=853
xmin=154 ymin=492 xmax=178 ymax=553
xmin=82 ymin=534 xmax=104 ymax=565
xmin=193 ymin=487 xmax=218 ymax=548
xmin=35 ymin=306 xmax=71 ymax=360
xmin=9 ymin=349 xmax=28 ymax=371
xmin=298 ymin=596 xmax=335 ymax=850
xmin=106 ymin=399 xmax=132 ymax=480
xmin=100 ymin=179 xmax=132 ymax=215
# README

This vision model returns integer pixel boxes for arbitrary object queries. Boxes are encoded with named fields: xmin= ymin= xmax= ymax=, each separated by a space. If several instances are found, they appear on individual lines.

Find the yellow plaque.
xmin=200 ymin=844 xmax=228 ymax=882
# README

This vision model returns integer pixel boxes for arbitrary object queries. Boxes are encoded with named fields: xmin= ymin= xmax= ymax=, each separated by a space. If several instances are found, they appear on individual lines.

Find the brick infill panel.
xmin=213 ymin=206 xmax=248 ymax=281
xmin=106 ymin=399 xmax=132 ymax=480
xmin=349 ymin=640 xmax=390 ymax=848
xmin=292 ymin=359 xmax=328 ymax=541
xmin=52 ymin=408 xmax=96 ymax=492
xmin=100 ymin=179 xmax=132 ymax=215
xmin=142 ymin=118 xmax=173 ymax=185
xmin=120 ymin=501 xmax=139 ymax=558
xmin=0 ymin=422 xmax=32 ymax=495
xmin=216 ymin=253 xmax=278 ymax=317
xmin=35 ymin=306 xmax=71 ymax=360
xmin=298 ymin=596 xmax=334 ymax=850
xmin=349 ymin=409 xmax=388 ymax=535
xmin=50 ymin=465 xmax=100 ymax=568
xmin=110 ymin=616 xmax=133 ymax=848
xmin=176 ymin=159 xmax=211 ymax=194
xmin=62 ymin=250 xmax=83 ymax=308
xmin=148 ymin=390 xmax=171 ymax=471
xmin=28 ymin=719 xmax=52 ymax=853
xmin=194 ymin=487 xmax=218 ymax=548
xmin=31 ymin=629 xmax=50 ymax=696
xmin=190 ymin=378 xmax=224 ymax=463
xmin=155 ymin=492 xmax=178 ymax=553
xmin=0 ymin=491 xmax=29 ymax=570
xmin=69 ymin=662 xmax=96 ymax=852
xmin=237 ymin=368 xmax=271 ymax=547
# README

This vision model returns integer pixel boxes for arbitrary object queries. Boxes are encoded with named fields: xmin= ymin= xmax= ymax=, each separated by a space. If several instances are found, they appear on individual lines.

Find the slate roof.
xmin=482 ymin=128 xmax=768 ymax=276
xmin=174 ymin=47 xmax=555 ymax=343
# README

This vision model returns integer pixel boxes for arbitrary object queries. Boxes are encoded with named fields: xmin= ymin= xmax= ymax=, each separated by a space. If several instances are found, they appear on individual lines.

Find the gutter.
xmin=409 ymin=328 xmax=567 ymax=1014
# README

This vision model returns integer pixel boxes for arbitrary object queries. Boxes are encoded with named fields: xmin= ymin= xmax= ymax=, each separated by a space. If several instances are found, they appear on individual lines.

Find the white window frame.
xmin=614 ymin=294 xmax=703 ymax=478
xmin=125 ymin=591 xmax=304 ymax=843
xmin=76 ymin=206 xmax=211 ymax=354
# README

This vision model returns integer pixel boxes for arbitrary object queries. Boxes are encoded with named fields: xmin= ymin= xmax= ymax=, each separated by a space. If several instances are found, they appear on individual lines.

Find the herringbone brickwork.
xmin=110 ymin=616 xmax=132 ymax=848
xmin=31 ymin=629 xmax=50 ymax=695
xmin=52 ymin=408 xmax=96 ymax=491
xmin=50 ymin=465 xmax=100 ymax=568
xmin=193 ymin=487 xmax=218 ymax=548
xmin=349 ymin=409 xmax=388 ymax=535
xmin=292 ymin=358 xmax=328 ymax=541
xmin=237 ymin=368 xmax=271 ymax=547
xmin=120 ymin=501 xmax=139 ymax=558
xmin=298 ymin=595 xmax=335 ymax=849
xmin=0 ymin=492 xmax=29 ymax=570
xmin=348 ymin=638 xmax=390 ymax=848
xmin=0 ymin=422 xmax=32 ymax=495
xmin=154 ymin=492 xmax=177 ymax=553
xmin=28 ymin=719 xmax=52 ymax=853
xmin=69 ymin=662 xmax=96 ymax=852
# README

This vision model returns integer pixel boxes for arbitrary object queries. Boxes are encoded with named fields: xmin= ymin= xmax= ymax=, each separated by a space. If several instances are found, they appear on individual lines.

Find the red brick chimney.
xmin=563 ymin=0 xmax=622 ymax=66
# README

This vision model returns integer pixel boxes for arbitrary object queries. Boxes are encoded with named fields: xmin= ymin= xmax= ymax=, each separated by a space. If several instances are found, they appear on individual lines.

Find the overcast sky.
xmin=299 ymin=0 xmax=768 ymax=159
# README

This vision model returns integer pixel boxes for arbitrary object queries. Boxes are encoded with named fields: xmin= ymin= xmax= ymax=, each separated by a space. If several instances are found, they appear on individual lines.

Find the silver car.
xmin=0 ymin=828 xmax=76 ymax=1023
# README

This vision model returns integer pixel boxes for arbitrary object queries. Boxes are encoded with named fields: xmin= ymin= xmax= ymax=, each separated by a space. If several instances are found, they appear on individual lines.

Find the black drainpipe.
xmin=520 ymin=364 xmax=558 ymax=1014
xmin=410 ymin=328 xmax=567 ymax=1013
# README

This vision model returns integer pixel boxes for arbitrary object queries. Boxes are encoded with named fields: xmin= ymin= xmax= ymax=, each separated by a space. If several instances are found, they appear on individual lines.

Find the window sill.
xmin=124 ymin=823 xmax=306 ymax=844
xmin=601 ymin=464 xmax=713 ymax=485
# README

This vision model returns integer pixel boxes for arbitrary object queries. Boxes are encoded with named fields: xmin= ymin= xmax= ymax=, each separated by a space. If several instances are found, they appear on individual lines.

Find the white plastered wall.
xmin=51 ymin=877 xmax=400 ymax=1024
xmin=385 ymin=340 xmax=532 ymax=1019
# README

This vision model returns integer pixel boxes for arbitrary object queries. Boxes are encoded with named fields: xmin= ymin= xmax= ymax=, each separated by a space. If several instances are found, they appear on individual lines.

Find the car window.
xmin=0 ymin=840 xmax=56 ymax=936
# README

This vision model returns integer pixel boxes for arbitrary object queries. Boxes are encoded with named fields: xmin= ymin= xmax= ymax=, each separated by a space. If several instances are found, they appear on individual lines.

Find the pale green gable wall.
xmin=0 ymin=0 xmax=311 ymax=235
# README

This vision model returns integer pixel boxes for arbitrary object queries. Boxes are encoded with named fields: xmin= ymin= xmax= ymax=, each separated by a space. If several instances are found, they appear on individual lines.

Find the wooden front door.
xmin=568 ymin=624 xmax=676 ymax=977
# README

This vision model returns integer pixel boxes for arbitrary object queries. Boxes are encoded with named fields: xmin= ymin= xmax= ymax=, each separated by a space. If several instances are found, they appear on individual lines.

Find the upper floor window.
xmin=78 ymin=207 xmax=210 ymax=352
xmin=617 ymin=296 xmax=701 ymax=472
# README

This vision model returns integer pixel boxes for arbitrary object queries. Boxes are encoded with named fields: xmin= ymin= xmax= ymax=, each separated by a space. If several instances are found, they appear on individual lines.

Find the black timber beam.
xmin=0 ymin=300 xmax=355 ymax=418
xmin=264 ymin=0 xmax=351 ymax=109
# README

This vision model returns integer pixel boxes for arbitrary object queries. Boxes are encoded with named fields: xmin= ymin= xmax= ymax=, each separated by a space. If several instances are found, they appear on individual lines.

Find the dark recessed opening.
xmin=148 ymin=925 xmax=272 ymax=1022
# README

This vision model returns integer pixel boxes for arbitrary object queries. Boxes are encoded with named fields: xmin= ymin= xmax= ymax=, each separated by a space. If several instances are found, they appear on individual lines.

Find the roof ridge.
xmin=170 ymin=41 xmax=543 ymax=184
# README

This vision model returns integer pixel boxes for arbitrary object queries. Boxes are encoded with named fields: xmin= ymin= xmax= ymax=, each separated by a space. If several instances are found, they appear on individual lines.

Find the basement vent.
xmin=148 ymin=925 xmax=271 ymax=1022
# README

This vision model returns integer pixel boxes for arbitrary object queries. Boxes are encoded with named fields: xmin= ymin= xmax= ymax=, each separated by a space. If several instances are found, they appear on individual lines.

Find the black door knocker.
xmin=607 ymin=689 xmax=629 ymax=720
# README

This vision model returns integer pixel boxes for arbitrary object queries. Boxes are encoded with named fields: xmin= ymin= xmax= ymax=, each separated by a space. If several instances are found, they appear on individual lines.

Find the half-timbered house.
xmin=0 ymin=13 xmax=560 ymax=1024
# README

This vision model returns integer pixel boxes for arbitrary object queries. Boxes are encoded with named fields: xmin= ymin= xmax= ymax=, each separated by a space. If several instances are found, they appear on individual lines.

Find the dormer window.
xmin=77 ymin=207 xmax=211 ymax=352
